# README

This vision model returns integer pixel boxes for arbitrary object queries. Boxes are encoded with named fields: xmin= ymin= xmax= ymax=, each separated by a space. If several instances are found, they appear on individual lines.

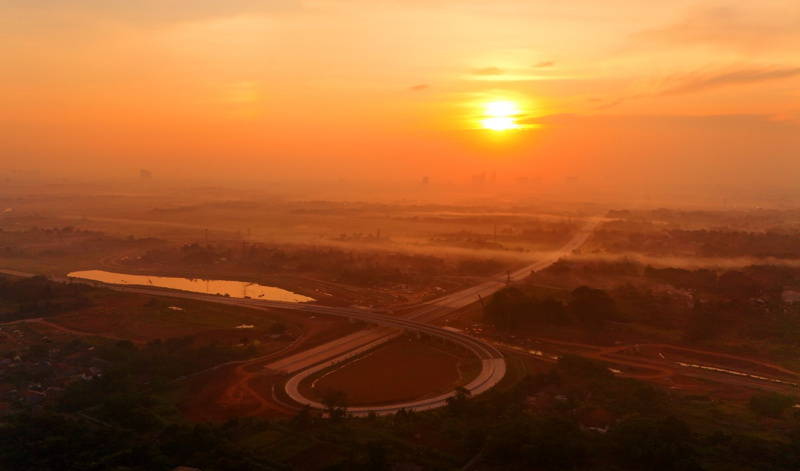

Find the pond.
xmin=67 ymin=270 xmax=315 ymax=303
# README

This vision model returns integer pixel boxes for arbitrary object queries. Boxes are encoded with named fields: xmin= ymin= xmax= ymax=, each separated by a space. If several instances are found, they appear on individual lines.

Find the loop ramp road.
xmin=16 ymin=218 xmax=599 ymax=416
xmin=266 ymin=219 xmax=600 ymax=415
xmin=273 ymin=304 xmax=507 ymax=416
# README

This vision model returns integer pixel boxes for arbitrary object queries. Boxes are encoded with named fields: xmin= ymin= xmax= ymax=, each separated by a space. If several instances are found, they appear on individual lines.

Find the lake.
xmin=68 ymin=270 xmax=315 ymax=303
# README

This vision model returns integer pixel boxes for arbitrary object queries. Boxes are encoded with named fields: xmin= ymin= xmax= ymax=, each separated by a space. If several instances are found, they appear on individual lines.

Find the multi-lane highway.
xmin=275 ymin=303 xmax=507 ymax=416
xmin=7 ymin=216 xmax=800 ymax=416
xmin=3 ymin=218 xmax=601 ymax=416
xmin=272 ymin=219 xmax=601 ymax=415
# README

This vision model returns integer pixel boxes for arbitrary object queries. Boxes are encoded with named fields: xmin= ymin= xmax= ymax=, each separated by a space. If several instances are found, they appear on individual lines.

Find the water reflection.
xmin=68 ymin=270 xmax=315 ymax=303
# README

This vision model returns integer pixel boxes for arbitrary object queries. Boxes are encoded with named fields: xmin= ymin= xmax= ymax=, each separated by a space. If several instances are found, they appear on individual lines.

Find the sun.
xmin=481 ymin=100 xmax=520 ymax=131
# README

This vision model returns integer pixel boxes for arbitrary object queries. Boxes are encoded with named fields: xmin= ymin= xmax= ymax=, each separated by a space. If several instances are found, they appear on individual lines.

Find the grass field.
xmin=44 ymin=290 xmax=298 ymax=344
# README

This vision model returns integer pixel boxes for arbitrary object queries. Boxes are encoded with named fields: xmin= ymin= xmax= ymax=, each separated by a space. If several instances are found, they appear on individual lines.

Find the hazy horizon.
xmin=2 ymin=1 xmax=799 ymax=197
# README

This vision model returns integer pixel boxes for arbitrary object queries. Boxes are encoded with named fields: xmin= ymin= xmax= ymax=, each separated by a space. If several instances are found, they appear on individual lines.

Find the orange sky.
xmin=1 ymin=1 xmax=799 ymax=191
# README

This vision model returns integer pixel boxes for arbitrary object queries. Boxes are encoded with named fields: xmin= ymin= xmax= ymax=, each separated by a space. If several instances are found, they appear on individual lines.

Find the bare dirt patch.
xmin=177 ymin=313 xmax=361 ymax=422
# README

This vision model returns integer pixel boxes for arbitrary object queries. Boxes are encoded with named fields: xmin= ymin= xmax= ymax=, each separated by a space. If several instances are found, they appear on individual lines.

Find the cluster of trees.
xmin=518 ymin=220 xmax=578 ymax=243
xmin=0 ymin=411 xmax=277 ymax=471
xmin=428 ymin=219 xmax=578 ymax=252
xmin=468 ymin=355 xmax=800 ymax=471
xmin=533 ymin=259 xmax=800 ymax=342
xmin=641 ymin=265 xmax=800 ymax=343
xmin=0 ymin=334 xmax=279 ymax=470
xmin=620 ymin=207 xmax=796 ymax=226
xmin=3 ymin=341 xmax=800 ymax=470
xmin=0 ymin=275 xmax=92 ymax=321
xmin=644 ymin=265 xmax=796 ymax=301
xmin=539 ymin=259 xmax=798 ymax=302
xmin=0 ymin=225 xmax=97 ymax=245
xmin=594 ymin=227 xmax=800 ymax=258
xmin=59 ymin=336 xmax=258 ymax=415
xmin=0 ymin=226 xmax=163 ymax=259
xmin=484 ymin=286 xmax=618 ymax=331
xmin=429 ymin=232 xmax=506 ymax=251
xmin=135 ymin=242 xmax=505 ymax=286
xmin=749 ymin=392 xmax=799 ymax=419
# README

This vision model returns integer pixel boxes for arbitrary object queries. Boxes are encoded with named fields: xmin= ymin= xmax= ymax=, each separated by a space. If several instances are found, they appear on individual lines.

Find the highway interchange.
xmin=51 ymin=218 xmax=601 ymax=415
xmin=4 ymin=216 xmax=800 ymax=416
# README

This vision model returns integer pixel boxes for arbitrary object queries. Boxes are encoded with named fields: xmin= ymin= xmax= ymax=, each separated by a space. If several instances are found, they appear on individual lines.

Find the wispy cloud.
xmin=656 ymin=66 xmax=800 ymax=96
xmin=594 ymin=65 xmax=800 ymax=110
xmin=471 ymin=67 xmax=504 ymax=76
xmin=3 ymin=0 xmax=301 ymax=26
xmin=531 ymin=61 xmax=554 ymax=68
xmin=409 ymin=84 xmax=429 ymax=91
xmin=633 ymin=4 xmax=800 ymax=52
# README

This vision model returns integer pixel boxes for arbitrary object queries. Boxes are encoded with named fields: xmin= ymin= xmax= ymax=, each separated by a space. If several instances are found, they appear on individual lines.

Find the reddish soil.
xmin=178 ymin=313 xmax=361 ymax=422
xmin=299 ymin=335 xmax=479 ymax=406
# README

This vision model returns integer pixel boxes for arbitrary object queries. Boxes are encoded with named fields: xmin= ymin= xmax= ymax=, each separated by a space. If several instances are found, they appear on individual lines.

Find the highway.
xmin=6 ymin=217 xmax=800 ymax=415
xmin=274 ymin=219 xmax=600 ymax=415
xmin=66 ymin=219 xmax=597 ymax=415
xmin=2 ymin=218 xmax=600 ymax=416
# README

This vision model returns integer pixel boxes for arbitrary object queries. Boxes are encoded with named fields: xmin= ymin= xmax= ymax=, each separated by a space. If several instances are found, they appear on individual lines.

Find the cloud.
xmin=656 ymin=66 xmax=800 ymax=96
xmin=593 ymin=97 xmax=628 ymax=110
xmin=592 ymin=65 xmax=800 ymax=110
xmin=633 ymin=4 xmax=800 ymax=52
xmin=3 ymin=0 xmax=301 ymax=26
xmin=531 ymin=61 xmax=554 ymax=68
xmin=471 ymin=67 xmax=504 ymax=76
xmin=409 ymin=84 xmax=429 ymax=91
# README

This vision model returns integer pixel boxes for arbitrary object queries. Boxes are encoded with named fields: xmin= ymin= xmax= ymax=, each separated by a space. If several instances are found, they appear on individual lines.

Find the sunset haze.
xmin=2 ymin=0 xmax=799 ymax=193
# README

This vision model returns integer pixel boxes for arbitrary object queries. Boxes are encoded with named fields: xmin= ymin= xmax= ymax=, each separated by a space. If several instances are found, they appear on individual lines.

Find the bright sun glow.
xmin=481 ymin=100 xmax=520 ymax=131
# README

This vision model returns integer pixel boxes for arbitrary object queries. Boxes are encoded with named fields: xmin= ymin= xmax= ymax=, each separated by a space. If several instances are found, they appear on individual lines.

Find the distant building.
xmin=472 ymin=173 xmax=486 ymax=184
xmin=422 ymin=176 xmax=429 ymax=185
xmin=140 ymin=169 xmax=153 ymax=180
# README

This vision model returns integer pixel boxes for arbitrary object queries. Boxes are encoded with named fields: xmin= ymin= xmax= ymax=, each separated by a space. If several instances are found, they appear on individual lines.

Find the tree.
xmin=268 ymin=321 xmax=288 ymax=335
xmin=611 ymin=416 xmax=700 ymax=471
xmin=446 ymin=386 xmax=472 ymax=416
xmin=485 ymin=286 xmax=534 ymax=330
xmin=539 ymin=296 xmax=566 ymax=325
xmin=684 ymin=301 xmax=724 ymax=342
xmin=321 ymin=388 xmax=348 ymax=419
xmin=567 ymin=286 xmax=617 ymax=330
xmin=749 ymin=392 xmax=796 ymax=419
xmin=291 ymin=405 xmax=313 ymax=429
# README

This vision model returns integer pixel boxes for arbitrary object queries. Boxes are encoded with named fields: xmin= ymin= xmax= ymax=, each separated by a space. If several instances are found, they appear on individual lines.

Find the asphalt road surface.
xmin=1 ymin=218 xmax=600 ymax=416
